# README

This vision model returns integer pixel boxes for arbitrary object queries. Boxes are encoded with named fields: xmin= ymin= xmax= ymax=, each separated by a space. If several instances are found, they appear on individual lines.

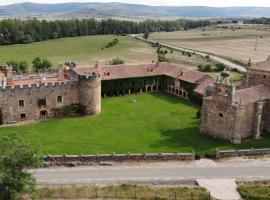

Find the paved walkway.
xmin=131 ymin=35 xmax=247 ymax=73
xmin=197 ymin=179 xmax=241 ymax=200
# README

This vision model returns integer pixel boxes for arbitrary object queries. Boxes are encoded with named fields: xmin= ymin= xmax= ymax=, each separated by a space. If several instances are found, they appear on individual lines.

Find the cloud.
xmin=1 ymin=0 xmax=270 ymax=7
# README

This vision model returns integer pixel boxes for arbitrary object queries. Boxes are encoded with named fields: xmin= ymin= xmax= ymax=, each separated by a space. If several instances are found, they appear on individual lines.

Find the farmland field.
xmin=0 ymin=92 xmax=269 ymax=156
xmin=149 ymin=28 xmax=270 ymax=64
xmin=0 ymin=35 xmax=212 ymax=68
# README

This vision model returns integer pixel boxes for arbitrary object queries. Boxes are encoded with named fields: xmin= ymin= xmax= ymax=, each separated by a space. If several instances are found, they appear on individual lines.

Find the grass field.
xmin=238 ymin=184 xmax=270 ymax=200
xmin=36 ymin=184 xmax=212 ymax=200
xmin=0 ymin=35 xmax=212 ymax=68
xmin=1 ymin=92 xmax=270 ymax=156
xmin=149 ymin=28 xmax=270 ymax=64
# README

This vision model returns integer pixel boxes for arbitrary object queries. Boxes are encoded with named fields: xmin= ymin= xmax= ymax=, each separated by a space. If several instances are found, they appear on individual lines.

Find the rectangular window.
xmin=20 ymin=113 xmax=26 ymax=119
xmin=19 ymin=100 xmax=24 ymax=107
xmin=38 ymin=98 xmax=46 ymax=107
xmin=57 ymin=96 xmax=62 ymax=103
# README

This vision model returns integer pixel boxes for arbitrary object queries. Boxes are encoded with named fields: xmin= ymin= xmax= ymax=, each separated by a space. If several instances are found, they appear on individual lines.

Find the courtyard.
xmin=0 ymin=92 xmax=270 ymax=156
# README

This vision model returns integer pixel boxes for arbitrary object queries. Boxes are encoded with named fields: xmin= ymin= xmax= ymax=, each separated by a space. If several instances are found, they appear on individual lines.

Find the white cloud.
xmin=1 ymin=0 xmax=270 ymax=7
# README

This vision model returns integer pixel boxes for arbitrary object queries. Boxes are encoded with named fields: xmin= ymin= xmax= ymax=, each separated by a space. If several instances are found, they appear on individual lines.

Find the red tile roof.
xmin=10 ymin=77 xmax=70 ymax=86
xmin=234 ymin=85 xmax=270 ymax=105
xmin=73 ymin=62 xmax=214 ymax=95
xmin=249 ymin=60 xmax=270 ymax=72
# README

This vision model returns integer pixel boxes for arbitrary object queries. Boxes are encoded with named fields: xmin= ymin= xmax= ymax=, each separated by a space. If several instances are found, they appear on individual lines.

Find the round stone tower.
xmin=78 ymin=72 xmax=101 ymax=115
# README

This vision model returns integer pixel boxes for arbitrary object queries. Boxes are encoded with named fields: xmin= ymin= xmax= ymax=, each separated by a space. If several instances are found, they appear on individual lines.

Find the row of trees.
xmin=244 ymin=17 xmax=270 ymax=24
xmin=0 ymin=18 xmax=212 ymax=45
xmin=7 ymin=57 xmax=52 ymax=71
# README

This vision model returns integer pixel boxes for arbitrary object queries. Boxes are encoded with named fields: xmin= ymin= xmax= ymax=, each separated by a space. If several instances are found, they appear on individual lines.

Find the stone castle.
xmin=201 ymin=59 xmax=270 ymax=143
xmin=0 ymin=62 xmax=213 ymax=125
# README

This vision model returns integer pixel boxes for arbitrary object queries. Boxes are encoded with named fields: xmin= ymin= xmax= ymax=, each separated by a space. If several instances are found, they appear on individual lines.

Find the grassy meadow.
xmin=149 ymin=28 xmax=270 ymax=64
xmin=0 ymin=34 xmax=212 ymax=68
xmin=1 ymin=92 xmax=270 ymax=156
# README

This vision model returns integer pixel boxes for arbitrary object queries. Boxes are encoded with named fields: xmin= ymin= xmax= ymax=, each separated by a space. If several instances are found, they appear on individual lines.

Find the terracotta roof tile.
xmin=234 ymin=85 xmax=270 ymax=105
xmin=249 ymin=60 xmax=270 ymax=72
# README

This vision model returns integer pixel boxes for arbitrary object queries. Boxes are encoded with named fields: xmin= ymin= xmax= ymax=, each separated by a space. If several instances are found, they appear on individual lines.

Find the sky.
xmin=1 ymin=0 xmax=270 ymax=7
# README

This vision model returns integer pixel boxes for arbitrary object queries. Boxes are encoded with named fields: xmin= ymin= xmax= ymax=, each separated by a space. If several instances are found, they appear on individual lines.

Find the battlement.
xmin=0 ymin=80 xmax=78 ymax=91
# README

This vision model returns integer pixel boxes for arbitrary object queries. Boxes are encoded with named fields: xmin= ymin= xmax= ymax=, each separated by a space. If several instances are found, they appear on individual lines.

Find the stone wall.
xmin=216 ymin=148 xmax=270 ymax=159
xmin=0 ymin=82 xmax=79 ymax=124
xmin=44 ymin=152 xmax=195 ymax=163
xmin=79 ymin=73 xmax=101 ymax=115
xmin=201 ymin=97 xmax=237 ymax=141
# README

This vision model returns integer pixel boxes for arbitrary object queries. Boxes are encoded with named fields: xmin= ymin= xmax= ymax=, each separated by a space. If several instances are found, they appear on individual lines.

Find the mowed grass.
xmin=0 ymin=35 xmax=156 ymax=66
xmin=149 ymin=28 xmax=270 ymax=64
xmin=1 ymin=92 xmax=270 ymax=156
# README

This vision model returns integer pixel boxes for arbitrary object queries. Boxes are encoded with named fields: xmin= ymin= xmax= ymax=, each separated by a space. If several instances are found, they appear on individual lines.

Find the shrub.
xmin=109 ymin=58 xmax=125 ymax=65
xmin=104 ymin=38 xmax=119 ymax=49
xmin=158 ymin=54 xmax=168 ymax=62
xmin=196 ymin=110 xmax=201 ymax=118
xmin=197 ymin=64 xmax=213 ymax=72
xmin=32 ymin=57 xmax=52 ymax=70
xmin=215 ymin=63 xmax=227 ymax=72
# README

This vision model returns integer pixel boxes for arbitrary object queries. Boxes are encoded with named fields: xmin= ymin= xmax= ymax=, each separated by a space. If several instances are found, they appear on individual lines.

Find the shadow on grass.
xmin=151 ymin=127 xmax=270 ymax=156
xmin=150 ymin=127 xmax=234 ymax=156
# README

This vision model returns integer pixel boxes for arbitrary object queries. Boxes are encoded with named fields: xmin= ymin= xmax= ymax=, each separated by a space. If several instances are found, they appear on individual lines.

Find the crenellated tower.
xmin=78 ymin=72 xmax=101 ymax=115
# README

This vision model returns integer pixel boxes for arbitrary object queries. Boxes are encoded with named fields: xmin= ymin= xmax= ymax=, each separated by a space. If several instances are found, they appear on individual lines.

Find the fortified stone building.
xmin=0 ymin=62 xmax=213 ymax=124
xmin=201 ymin=59 xmax=270 ymax=143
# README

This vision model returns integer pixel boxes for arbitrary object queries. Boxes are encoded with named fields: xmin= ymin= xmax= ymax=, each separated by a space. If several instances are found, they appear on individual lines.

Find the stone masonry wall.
xmin=79 ymin=74 xmax=101 ymax=115
xmin=201 ymin=97 xmax=237 ymax=141
xmin=0 ymin=82 xmax=79 ymax=124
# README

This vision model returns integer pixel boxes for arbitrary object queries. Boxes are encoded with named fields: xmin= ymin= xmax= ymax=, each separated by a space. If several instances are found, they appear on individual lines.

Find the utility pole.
xmin=255 ymin=35 xmax=258 ymax=51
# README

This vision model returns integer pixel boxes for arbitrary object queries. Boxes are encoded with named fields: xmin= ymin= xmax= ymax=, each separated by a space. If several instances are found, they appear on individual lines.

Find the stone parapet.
xmin=44 ymin=152 xmax=195 ymax=163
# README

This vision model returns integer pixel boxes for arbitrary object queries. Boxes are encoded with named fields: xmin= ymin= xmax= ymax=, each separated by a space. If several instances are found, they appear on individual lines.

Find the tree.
xmin=18 ymin=61 xmax=29 ymax=71
xmin=0 ymin=134 xmax=42 ymax=200
xmin=215 ymin=63 xmax=227 ymax=72
xmin=6 ymin=60 xmax=19 ymax=71
xmin=32 ymin=57 xmax=42 ymax=69
xmin=32 ymin=57 xmax=52 ymax=70
xmin=42 ymin=58 xmax=52 ymax=69
xmin=143 ymin=30 xmax=150 ymax=40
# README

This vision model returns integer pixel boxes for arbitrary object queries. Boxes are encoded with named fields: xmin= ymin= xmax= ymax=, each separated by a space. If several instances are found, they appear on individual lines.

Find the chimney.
xmin=58 ymin=64 xmax=64 ymax=80
xmin=6 ymin=66 xmax=13 ymax=85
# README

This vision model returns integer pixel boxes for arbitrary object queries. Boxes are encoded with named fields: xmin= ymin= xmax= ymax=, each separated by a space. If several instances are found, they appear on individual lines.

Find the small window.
xmin=38 ymin=98 xmax=46 ymax=107
xmin=57 ymin=96 xmax=62 ymax=103
xmin=19 ymin=100 xmax=24 ymax=107
xmin=219 ymin=113 xmax=224 ymax=117
xmin=20 ymin=113 xmax=26 ymax=119
xmin=263 ymin=75 xmax=266 ymax=79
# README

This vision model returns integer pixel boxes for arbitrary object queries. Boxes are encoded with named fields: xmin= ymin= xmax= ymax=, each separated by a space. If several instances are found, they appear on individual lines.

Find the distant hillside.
xmin=1 ymin=2 xmax=270 ymax=19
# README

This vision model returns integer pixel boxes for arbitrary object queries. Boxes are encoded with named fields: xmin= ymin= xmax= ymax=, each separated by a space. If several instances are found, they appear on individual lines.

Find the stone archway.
xmin=147 ymin=85 xmax=152 ymax=92
xmin=153 ymin=85 xmax=157 ymax=91
xmin=40 ymin=110 xmax=48 ymax=119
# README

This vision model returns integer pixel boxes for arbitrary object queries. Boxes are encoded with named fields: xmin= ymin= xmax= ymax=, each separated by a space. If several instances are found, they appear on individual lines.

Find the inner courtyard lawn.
xmin=0 ymin=92 xmax=270 ymax=156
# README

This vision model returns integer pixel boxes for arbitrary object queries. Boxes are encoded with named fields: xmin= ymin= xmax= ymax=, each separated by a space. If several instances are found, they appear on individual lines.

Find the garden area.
xmin=0 ymin=92 xmax=270 ymax=156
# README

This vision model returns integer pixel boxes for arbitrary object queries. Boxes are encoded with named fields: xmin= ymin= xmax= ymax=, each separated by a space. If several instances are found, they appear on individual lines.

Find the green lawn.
xmin=0 ymin=92 xmax=269 ymax=155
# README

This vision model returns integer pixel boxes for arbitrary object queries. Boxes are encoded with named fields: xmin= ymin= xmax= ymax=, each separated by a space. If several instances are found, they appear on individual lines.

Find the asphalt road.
xmin=131 ymin=35 xmax=247 ymax=73
xmin=33 ymin=159 xmax=270 ymax=184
